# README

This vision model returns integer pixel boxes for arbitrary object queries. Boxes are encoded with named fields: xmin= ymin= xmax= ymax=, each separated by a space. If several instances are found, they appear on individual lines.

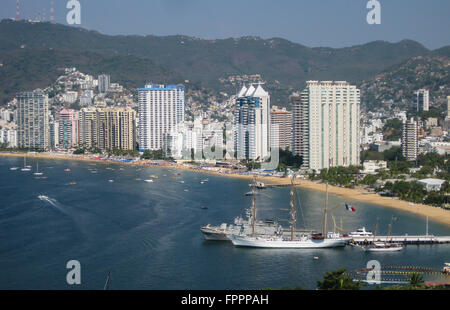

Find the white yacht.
xmin=349 ymin=227 xmax=373 ymax=237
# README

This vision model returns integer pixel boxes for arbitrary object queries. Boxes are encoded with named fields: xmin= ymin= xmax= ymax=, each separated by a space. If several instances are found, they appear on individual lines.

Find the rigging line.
xmin=294 ymin=186 xmax=307 ymax=229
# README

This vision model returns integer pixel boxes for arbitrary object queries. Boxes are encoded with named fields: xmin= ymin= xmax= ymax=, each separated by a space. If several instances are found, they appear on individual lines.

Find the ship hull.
xmin=364 ymin=246 xmax=403 ymax=252
xmin=228 ymin=235 xmax=347 ymax=248
xmin=200 ymin=227 xmax=230 ymax=241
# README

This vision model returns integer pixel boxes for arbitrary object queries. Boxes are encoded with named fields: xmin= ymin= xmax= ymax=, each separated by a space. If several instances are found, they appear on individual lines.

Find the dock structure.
xmin=350 ymin=235 xmax=450 ymax=245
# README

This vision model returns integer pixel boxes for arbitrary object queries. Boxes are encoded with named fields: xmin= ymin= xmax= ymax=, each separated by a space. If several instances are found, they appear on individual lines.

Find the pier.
xmin=350 ymin=235 xmax=450 ymax=245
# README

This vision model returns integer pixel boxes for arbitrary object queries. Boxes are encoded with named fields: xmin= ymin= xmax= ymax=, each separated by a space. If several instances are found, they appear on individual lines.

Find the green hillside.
xmin=0 ymin=19 xmax=447 ymax=108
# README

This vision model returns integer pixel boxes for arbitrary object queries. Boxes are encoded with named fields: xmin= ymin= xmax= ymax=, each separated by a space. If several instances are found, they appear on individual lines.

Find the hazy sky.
xmin=1 ymin=0 xmax=449 ymax=49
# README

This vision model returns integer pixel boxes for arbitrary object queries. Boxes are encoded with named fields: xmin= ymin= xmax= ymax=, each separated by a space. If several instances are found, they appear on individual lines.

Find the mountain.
xmin=360 ymin=52 xmax=449 ymax=111
xmin=0 ymin=19 xmax=446 ymax=108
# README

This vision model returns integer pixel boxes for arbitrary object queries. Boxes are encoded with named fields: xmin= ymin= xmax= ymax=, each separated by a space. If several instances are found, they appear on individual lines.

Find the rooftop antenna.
xmin=50 ymin=1 xmax=55 ymax=24
xmin=15 ymin=0 xmax=20 ymax=21
xmin=37 ymin=10 xmax=41 ymax=22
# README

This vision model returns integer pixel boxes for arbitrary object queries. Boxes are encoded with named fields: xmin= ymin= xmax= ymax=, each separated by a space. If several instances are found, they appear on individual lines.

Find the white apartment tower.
xmin=233 ymin=84 xmax=270 ymax=160
xmin=16 ymin=91 xmax=50 ymax=150
xmin=138 ymin=84 xmax=185 ymax=151
xmin=292 ymin=81 xmax=360 ymax=171
xmin=415 ymin=89 xmax=429 ymax=112
xmin=98 ymin=74 xmax=110 ymax=93
xmin=402 ymin=117 xmax=418 ymax=161
xmin=447 ymin=96 xmax=450 ymax=119
xmin=270 ymin=106 xmax=292 ymax=151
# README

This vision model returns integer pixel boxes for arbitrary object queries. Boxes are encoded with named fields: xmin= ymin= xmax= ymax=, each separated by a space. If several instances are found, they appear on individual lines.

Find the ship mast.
xmin=290 ymin=177 xmax=296 ymax=241
xmin=322 ymin=183 xmax=329 ymax=236
xmin=386 ymin=216 xmax=394 ymax=245
xmin=373 ymin=217 xmax=379 ymax=244
xmin=251 ymin=176 xmax=257 ymax=236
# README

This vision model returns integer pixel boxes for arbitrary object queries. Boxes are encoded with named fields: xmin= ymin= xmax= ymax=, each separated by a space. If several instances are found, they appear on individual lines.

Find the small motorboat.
xmin=10 ymin=167 xmax=19 ymax=171
xmin=64 ymin=168 xmax=71 ymax=172
xmin=201 ymin=206 xmax=209 ymax=210
xmin=144 ymin=179 xmax=154 ymax=183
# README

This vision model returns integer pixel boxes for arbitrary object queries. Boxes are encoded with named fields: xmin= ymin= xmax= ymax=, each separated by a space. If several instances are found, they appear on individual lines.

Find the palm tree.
xmin=317 ymin=268 xmax=364 ymax=290
xmin=408 ymin=273 xmax=425 ymax=287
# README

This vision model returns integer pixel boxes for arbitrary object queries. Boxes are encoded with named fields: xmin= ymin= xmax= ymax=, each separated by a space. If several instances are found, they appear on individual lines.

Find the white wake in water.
xmin=38 ymin=195 xmax=69 ymax=215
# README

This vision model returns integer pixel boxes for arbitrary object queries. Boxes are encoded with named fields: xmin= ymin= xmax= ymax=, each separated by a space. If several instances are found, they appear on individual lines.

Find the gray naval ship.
xmin=200 ymin=209 xmax=314 ymax=241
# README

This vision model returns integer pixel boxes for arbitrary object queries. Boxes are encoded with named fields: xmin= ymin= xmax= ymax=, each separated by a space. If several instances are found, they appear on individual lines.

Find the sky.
xmin=0 ymin=0 xmax=449 ymax=49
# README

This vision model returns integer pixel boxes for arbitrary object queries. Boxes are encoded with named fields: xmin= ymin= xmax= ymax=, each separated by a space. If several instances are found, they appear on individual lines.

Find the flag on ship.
xmin=345 ymin=203 xmax=356 ymax=212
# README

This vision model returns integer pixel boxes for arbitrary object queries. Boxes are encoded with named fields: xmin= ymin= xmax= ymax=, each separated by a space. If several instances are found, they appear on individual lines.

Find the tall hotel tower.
xmin=291 ymin=81 xmax=360 ymax=171
xmin=98 ymin=74 xmax=110 ymax=93
xmin=79 ymin=107 xmax=136 ymax=150
xmin=233 ymin=84 xmax=270 ymax=160
xmin=58 ymin=109 xmax=79 ymax=149
xmin=415 ymin=89 xmax=429 ymax=112
xmin=16 ymin=91 xmax=49 ymax=150
xmin=138 ymin=84 xmax=185 ymax=151
xmin=402 ymin=117 xmax=418 ymax=161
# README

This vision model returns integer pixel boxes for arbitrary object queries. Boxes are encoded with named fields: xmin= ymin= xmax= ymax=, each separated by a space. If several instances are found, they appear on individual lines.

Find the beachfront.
xmin=2 ymin=151 xmax=450 ymax=226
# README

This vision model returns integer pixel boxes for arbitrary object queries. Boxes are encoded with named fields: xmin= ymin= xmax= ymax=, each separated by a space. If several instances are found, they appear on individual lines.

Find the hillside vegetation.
xmin=0 ymin=19 xmax=448 ymax=108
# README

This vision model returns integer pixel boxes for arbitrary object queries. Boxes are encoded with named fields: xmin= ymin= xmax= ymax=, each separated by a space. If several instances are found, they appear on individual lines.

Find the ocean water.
xmin=0 ymin=157 xmax=449 ymax=289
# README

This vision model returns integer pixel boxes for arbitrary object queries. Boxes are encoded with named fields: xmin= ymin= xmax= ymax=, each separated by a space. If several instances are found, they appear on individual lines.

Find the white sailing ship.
xmin=360 ymin=217 xmax=403 ymax=252
xmin=21 ymin=156 xmax=31 ymax=171
xmin=201 ymin=178 xmax=314 ymax=241
xmin=33 ymin=162 xmax=43 ymax=176
xmin=228 ymin=180 xmax=350 ymax=249
xmin=363 ymin=242 xmax=403 ymax=252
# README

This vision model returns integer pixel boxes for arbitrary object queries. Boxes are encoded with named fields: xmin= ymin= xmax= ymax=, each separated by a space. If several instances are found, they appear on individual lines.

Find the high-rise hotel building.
xmin=270 ymin=106 xmax=292 ymax=151
xmin=292 ymin=81 xmax=360 ymax=171
xmin=138 ymin=84 xmax=185 ymax=151
xmin=79 ymin=107 xmax=136 ymax=150
xmin=58 ymin=109 xmax=79 ymax=149
xmin=233 ymin=84 xmax=270 ymax=160
xmin=415 ymin=89 xmax=429 ymax=112
xmin=402 ymin=117 xmax=418 ymax=161
xmin=80 ymin=107 xmax=97 ymax=148
xmin=95 ymin=107 xmax=136 ymax=150
xmin=98 ymin=74 xmax=111 ymax=93
xmin=16 ymin=91 xmax=50 ymax=150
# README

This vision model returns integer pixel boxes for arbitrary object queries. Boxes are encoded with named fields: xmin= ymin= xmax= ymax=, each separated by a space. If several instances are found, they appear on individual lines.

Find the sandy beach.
xmin=2 ymin=151 xmax=450 ymax=226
